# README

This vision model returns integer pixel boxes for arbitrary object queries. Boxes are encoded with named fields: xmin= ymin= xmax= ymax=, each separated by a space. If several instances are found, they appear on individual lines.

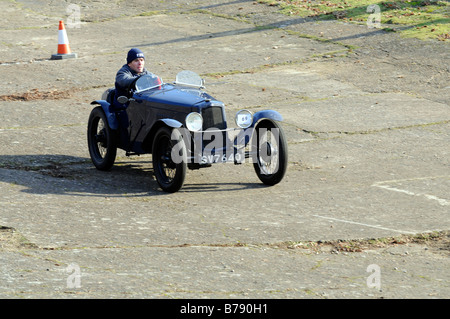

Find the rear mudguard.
xmin=91 ymin=100 xmax=119 ymax=130
xmin=252 ymin=110 xmax=283 ymax=126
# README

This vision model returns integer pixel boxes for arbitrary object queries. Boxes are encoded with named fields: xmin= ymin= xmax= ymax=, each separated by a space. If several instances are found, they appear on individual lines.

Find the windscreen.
xmin=175 ymin=70 xmax=204 ymax=88
xmin=135 ymin=74 xmax=162 ymax=92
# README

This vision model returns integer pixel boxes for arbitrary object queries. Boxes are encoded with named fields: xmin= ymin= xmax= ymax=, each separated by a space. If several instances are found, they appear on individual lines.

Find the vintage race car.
xmin=88 ymin=71 xmax=287 ymax=192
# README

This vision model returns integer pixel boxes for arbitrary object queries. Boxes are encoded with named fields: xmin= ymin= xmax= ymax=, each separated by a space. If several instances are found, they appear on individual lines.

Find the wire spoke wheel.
xmin=87 ymin=106 xmax=117 ymax=170
xmin=95 ymin=123 xmax=108 ymax=157
xmin=253 ymin=121 xmax=287 ymax=186
xmin=152 ymin=127 xmax=187 ymax=193
xmin=257 ymin=129 xmax=279 ymax=175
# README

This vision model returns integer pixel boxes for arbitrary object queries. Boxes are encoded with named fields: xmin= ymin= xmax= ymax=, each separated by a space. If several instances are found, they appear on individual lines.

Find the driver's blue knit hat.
xmin=127 ymin=48 xmax=145 ymax=64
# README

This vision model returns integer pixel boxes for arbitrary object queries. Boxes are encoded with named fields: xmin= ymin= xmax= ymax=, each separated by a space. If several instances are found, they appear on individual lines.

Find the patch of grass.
xmin=259 ymin=0 xmax=450 ymax=40
xmin=0 ymin=226 xmax=37 ymax=250
xmin=0 ymin=88 xmax=81 ymax=101
xmin=281 ymin=230 xmax=449 ymax=253
xmin=137 ymin=10 xmax=167 ymax=17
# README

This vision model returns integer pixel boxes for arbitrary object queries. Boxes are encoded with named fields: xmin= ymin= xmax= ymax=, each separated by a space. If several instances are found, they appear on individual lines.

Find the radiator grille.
xmin=202 ymin=106 xmax=226 ymax=130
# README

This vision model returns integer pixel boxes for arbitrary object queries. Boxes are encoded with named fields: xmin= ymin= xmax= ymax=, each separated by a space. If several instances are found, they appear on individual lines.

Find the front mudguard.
xmin=91 ymin=100 xmax=119 ymax=130
xmin=229 ymin=110 xmax=284 ymax=150
xmin=252 ymin=110 xmax=283 ymax=126
xmin=239 ymin=109 xmax=284 ymax=156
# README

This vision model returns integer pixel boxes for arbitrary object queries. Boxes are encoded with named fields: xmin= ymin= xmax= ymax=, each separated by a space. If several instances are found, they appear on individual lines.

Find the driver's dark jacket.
xmin=113 ymin=64 xmax=149 ymax=109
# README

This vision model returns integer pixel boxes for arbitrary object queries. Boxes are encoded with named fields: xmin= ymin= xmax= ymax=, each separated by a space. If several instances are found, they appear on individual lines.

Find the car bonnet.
xmin=134 ymin=85 xmax=210 ymax=107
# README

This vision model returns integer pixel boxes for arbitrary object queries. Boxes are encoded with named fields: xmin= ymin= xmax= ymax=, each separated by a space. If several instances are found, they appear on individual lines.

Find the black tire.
xmin=252 ymin=120 xmax=288 ymax=186
xmin=152 ymin=127 xmax=187 ymax=193
xmin=87 ymin=106 xmax=117 ymax=171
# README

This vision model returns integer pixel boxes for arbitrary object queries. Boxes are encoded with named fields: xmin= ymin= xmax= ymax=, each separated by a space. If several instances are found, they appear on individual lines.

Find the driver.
xmin=113 ymin=48 xmax=150 ymax=108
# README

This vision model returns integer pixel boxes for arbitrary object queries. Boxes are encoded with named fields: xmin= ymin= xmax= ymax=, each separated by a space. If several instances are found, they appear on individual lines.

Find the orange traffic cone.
xmin=51 ymin=21 xmax=77 ymax=60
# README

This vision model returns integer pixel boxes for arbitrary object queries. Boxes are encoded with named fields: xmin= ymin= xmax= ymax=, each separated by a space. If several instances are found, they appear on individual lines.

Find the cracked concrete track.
xmin=0 ymin=0 xmax=449 ymax=298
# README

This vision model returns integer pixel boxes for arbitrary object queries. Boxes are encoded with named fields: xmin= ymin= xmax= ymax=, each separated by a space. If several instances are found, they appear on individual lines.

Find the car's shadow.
xmin=0 ymin=154 xmax=264 ymax=196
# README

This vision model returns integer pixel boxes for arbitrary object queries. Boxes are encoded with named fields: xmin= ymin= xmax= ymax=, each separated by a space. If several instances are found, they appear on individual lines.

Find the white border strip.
xmin=372 ymin=176 xmax=450 ymax=207
xmin=313 ymin=215 xmax=417 ymax=234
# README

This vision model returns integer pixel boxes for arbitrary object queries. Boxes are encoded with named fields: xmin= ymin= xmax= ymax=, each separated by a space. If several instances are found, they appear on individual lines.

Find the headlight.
xmin=235 ymin=109 xmax=253 ymax=129
xmin=185 ymin=112 xmax=203 ymax=131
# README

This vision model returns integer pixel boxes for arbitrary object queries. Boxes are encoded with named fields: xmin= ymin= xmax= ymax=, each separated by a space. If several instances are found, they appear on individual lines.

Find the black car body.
xmin=88 ymin=71 xmax=287 ymax=192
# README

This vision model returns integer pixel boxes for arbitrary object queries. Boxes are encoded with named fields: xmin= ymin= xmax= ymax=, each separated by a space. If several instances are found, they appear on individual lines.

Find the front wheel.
xmin=87 ymin=106 xmax=117 ymax=170
xmin=252 ymin=120 xmax=288 ymax=186
xmin=152 ymin=127 xmax=187 ymax=193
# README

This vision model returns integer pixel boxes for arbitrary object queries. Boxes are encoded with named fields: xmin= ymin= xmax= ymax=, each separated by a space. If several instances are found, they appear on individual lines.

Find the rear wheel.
xmin=152 ymin=127 xmax=187 ymax=193
xmin=253 ymin=120 xmax=287 ymax=186
xmin=87 ymin=106 xmax=117 ymax=170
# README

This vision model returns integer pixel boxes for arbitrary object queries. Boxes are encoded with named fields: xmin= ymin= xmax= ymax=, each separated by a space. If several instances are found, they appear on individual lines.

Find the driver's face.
xmin=128 ymin=58 xmax=145 ymax=73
